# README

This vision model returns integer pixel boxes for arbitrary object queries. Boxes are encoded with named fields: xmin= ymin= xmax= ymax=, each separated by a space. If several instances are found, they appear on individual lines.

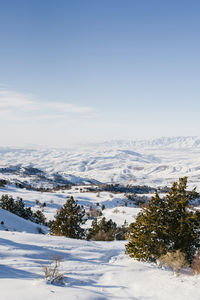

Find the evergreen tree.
xmin=50 ymin=196 xmax=86 ymax=239
xmin=0 ymin=195 xmax=15 ymax=213
xmin=126 ymin=177 xmax=200 ymax=263
xmin=14 ymin=197 xmax=27 ymax=218
xmin=115 ymin=220 xmax=129 ymax=240
xmin=14 ymin=197 xmax=33 ymax=220
xmin=0 ymin=195 xmax=45 ymax=225
xmin=32 ymin=210 xmax=47 ymax=225
xmin=87 ymin=217 xmax=117 ymax=240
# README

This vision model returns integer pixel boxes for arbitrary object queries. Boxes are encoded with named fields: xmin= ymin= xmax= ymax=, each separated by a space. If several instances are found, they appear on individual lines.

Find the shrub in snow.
xmin=87 ymin=217 xmax=117 ymax=241
xmin=37 ymin=226 xmax=45 ymax=234
xmin=115 ymin=220 xmax=129 ymax=241
xmin=87 ymin=206 xmax=102 ymax=219
xmin=126 ymin=177 xmax=200 ymax=263
xmin=101 ymin=204 xmax=105 ymax=210
xmin=35 ymin=200 xmax=41 ymax=205
xmin=158 ymin=250 xmax=188 ymax=274
xmin=91 ymin=230 xmax=115 ymax=241
xmin=191 ymin=249 xmax=200 ymax=274
xmin=42 ymin=256 xmax=64 ymax=285
xmin=134 ymin=195 xmax=148 ymax=207
xmin=86 ymin=217 xmax=128 ymax=241
xmin=0 ymin=179 xmax=7 ymax=187
xmin=49 ymin=196 xmax=86 ymax=239
xmin=33 ymin=210 xmax=47 ymax=225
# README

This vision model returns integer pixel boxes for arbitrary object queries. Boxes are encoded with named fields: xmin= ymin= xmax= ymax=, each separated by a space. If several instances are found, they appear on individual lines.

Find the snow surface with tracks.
xmin=0 ymin=230 xmax=200 ymax=300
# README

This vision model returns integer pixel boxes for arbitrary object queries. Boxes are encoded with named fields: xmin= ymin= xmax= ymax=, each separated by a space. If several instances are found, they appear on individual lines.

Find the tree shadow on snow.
xmin=0 ymin=264 xmax=36 ymax=279
xmin=0 ymin=237 xmax=111 ymax=266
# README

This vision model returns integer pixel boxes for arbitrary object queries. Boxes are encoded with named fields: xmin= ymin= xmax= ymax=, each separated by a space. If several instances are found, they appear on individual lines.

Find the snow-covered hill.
xmin=0 ymin=207 xmax=47 ymax=234
xmin=1 ymin=136 xmax=200 ymax=189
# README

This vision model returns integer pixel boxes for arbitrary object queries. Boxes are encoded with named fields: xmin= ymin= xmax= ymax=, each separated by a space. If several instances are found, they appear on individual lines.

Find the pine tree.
xmin=14 ymin=197 xmax=27 ymax=218
xmin=0 ymin=195 xmax=15 ymax=213
xmin=32 ymin=210 xmax=46 ymax=225
xmin=14 ymin=197 xmax=33 ymax=220
xmin=87 ymin=217 xmax=117 ymax=240
xmin=126 ymin=177 xmax=200 ymax=263
xmin=50 ymin=196 xmax=86 ymax=239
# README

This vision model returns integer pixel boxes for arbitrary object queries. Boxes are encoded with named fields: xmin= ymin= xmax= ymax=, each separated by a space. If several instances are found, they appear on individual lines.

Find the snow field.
xmin=0 ymin=231 xmax=200 ymax=300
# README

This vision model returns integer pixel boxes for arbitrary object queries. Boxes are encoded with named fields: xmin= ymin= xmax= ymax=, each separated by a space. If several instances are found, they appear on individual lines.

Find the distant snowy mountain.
xmin=87 ymin=136 xmax=200 ymax=149
xmin=1 ymin=136 xmax=200 ymax=189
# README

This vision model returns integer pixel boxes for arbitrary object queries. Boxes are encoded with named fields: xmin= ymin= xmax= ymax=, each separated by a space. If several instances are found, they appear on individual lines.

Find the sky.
xmin=0 ymin=0 xmax=200 ymax=147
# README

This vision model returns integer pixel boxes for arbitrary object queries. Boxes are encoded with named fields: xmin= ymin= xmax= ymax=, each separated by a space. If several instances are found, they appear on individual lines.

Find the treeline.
xmin=87 ymin=184 xmax=170 ymax=194
xmin=0 ymin=195 xmax=46 ymax=226
xmin=15 ymin=182 xmax=72 ymax=192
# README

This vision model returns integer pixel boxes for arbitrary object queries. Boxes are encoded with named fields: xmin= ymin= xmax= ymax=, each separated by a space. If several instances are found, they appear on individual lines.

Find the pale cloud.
xmin=0 ymin=89 xmax=34 ymax=108
xmin=0 ymin=88 xmax=94 ymax=120
xmin=44 ymin=102 xmax=93 ymax=114
xmin=0 ymin=88 xmax=100 ymax=147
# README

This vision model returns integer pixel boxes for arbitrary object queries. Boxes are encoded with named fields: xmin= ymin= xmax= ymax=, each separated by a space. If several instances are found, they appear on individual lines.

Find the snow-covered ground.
xmin=0 ymin=230 xmax=200 ymax=300
xmin=1 ymin=136 xmax=200 ymax=189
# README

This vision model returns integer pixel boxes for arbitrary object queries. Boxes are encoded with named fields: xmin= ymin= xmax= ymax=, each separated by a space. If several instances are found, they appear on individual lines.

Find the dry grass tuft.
xmin=191 ymin=250 xmax=200 ymax=275
xmin=158 ymin=250 xmax=188 ymax=274
xmin=42 ymin=256 xmax=64 ymax=285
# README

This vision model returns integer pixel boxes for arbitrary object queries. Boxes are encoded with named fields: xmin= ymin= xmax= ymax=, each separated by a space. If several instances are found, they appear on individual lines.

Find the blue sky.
xmin=0 ymin=0 xmax=200 ymax=146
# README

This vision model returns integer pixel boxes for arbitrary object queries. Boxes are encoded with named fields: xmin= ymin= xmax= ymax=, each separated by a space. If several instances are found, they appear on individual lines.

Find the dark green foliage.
xmin=50 ymin=196 xmax=86 ymax=239
xmin=33 ymin=210 xmax=47 ymax=225
xmin=87 ymin=217 xmax=129 ymax=241
xmin=97 ymin=184 xmax=156 ymax=194
xmin=87 ymin=217 xmax=117 ymax=241
xmin=0 ymin=194 xmax=46 ymax=225
xmin=0 ymin=195 xmax=16 ymax=213
xmin=0 ymin=180 xmax=7 ymax=187
xmin=101 ymin=204 xmax=105 ymax=210
xmin=126 ymin=194 xmax=148 ymax=207
xmin=126 ymin=177 xmax=200 ymax=263
xmin=14 ymin=197 xmax=31 ymax=219
xmin=115 ymin=220 xmax=129 ymax=240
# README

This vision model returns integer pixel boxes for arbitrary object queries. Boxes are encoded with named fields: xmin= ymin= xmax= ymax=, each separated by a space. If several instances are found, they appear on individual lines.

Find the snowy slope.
xmin=0 ymin=230 xmax=200 ymax=300
xmin=0 ymin=208 xmax=47 ymax=234
xmin=1 ymin=136 xmax=200 ymax=188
